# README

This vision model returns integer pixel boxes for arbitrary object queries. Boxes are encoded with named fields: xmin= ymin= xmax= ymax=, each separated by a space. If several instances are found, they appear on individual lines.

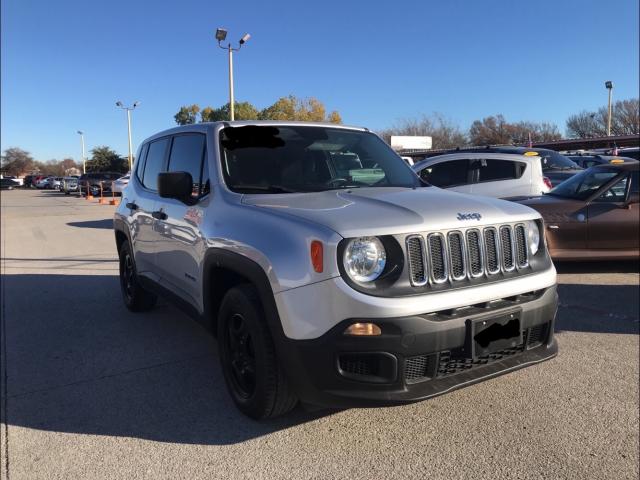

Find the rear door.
xmin=127 ymin=138 xmax=169 ymax=275
xmin=417 ymin=159 xmax=472 ymax=194
xmin=153 ymin=133 xmax=209 ymax=304
xmin=472 ymin=158 xmax=529 ymax=197
xmin=587 ymin=172 xmax=639 ymax=250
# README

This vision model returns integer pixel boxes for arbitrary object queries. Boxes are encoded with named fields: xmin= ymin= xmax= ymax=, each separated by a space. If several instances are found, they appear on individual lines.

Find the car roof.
xmin=591 ymin=160 xmax=639 ymax=171
xmin=142 ymin=121 xmax=369 ymax=145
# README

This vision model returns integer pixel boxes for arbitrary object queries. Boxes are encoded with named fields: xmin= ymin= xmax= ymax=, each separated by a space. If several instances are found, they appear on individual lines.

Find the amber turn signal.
xmin=310 ymin=240 xmax=323 ymax=273
xmin=343 ymin=322 xmax=382 ymax=336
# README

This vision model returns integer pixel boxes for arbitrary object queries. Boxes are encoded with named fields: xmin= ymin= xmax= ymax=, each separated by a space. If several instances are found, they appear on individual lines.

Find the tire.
xmin=217 ymin=284 xmax=298 ymax=419
xmin=118 ymin=242 xmax=157 ymax=312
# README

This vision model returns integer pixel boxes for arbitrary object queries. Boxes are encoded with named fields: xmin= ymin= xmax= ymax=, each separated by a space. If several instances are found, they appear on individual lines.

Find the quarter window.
xmin=167 ymin=134 xmax=207 ymax=198
xmin=477 ymin=159 xmax=526 ymax=182
xmin=420 ymin=160 xmax=469 ymax=187
xmin=141 ymin=138 xmax=169 ymax=191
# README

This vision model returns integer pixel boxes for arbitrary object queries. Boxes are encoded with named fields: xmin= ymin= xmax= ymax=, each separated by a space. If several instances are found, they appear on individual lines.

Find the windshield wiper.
xmin=232 ymin=184 xmax=299 ymax=193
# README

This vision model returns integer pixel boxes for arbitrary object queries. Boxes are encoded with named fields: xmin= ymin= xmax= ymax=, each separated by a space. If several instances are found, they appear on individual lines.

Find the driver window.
xmin=595 ymin=176 xmax=629 ymax=202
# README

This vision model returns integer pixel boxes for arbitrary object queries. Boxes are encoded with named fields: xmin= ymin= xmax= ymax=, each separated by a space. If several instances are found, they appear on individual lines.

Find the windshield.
xmin=548 ymin=168 xmax=621 ymax=200
xmin=219 ymin=126 xmax=420 ymax=193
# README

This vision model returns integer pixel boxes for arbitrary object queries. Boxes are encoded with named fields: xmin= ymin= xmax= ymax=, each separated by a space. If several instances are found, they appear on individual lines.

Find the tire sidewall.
xmin=218 ymin=288 xmax=275 ymax=418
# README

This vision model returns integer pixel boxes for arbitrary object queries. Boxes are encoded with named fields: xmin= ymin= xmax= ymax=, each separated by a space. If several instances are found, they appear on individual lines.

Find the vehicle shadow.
xmin=555 ymin=283 xmax=639 ymax=335
xmin=67 ymin=219 xmax=113 ymax=229
xmin=555 ymin=260 xmax=640 ymax=274
xmin=2 ymin=274 xmax=335 ymax=446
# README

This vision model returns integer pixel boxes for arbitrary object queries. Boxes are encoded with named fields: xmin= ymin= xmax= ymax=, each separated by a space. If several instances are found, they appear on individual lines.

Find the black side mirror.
xmin=158 ymin=171 xmax=193 ymax=203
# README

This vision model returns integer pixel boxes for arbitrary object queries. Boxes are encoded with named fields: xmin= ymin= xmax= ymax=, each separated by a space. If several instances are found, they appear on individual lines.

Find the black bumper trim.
xmin=273 ymin=285 xmax=558 ymax=408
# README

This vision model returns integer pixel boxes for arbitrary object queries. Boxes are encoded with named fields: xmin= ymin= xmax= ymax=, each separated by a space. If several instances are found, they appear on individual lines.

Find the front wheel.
xmin=217 ymin=285 xmax=297 ymax=419
xmin=118 ymin=242 xmax=157 ymax=312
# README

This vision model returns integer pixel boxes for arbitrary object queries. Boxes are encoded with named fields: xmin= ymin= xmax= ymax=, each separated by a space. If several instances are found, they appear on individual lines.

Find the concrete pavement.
xmin=1 ymin=189 xmax=638 ymax=479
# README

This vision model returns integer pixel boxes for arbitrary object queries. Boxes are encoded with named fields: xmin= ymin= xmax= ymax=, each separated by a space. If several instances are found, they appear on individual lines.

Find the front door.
xmin=128 ymin=138 xmax=170 ymax=275
xmin=587 ymin=173 xmax=639 ymax=250
xmin=153 ymin=133 xmax=210 ymax=305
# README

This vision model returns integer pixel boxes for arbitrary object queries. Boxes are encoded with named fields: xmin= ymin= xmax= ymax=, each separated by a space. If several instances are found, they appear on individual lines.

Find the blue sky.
xmin=2 ymin=0 xmax=638 ymax=161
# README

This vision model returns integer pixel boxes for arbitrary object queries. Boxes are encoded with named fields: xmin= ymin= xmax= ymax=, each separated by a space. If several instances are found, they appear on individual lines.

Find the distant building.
xmin=65 ymin=167 xmax=82 ymax=176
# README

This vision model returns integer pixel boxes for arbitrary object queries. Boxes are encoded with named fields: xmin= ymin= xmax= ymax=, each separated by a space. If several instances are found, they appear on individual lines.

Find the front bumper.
xmin=275 ymin=285 xmax=557 ymax=408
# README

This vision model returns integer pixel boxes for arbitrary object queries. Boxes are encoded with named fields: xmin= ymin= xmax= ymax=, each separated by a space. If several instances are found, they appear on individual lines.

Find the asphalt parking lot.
xmin=1 ymin=189 xmax=638 ymax=480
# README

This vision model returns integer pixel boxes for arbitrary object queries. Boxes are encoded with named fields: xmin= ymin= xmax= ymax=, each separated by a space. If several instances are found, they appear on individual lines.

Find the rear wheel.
xmin=118 ymin=242 xmax=157 ymax=312
xmin=218 ymin=284 xmax=297 ymax=419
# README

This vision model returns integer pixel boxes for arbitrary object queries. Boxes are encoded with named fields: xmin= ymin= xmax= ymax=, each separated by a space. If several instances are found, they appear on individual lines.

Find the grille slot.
xmin=404 ymin=355 xmax=437 ymax=383
xmin=338 ymin=355 xmax=378 ymax=377
xmin=514 ymin=224 xmax=528 ymax=268
xmin=466 ymin=229 xmax=483 ymax=277
xmin=448 ymin=231 xmax=466 ymax=280
xmin=527 ymin=323 xmax=547 ymax=347
xmin=428 ymin=234 xmax=448 ymax=283
xmin=484 ymin=228 xmax=500 ymax=274
xmin=406 ymin=235 xmax=427 ymax=286
xmin=500 ymin=226 xmax=515 ymax=272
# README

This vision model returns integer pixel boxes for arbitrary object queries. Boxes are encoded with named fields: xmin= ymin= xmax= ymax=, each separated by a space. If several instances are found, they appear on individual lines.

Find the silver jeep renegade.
xmin=114 ymin=121 xmax=558 ymax=419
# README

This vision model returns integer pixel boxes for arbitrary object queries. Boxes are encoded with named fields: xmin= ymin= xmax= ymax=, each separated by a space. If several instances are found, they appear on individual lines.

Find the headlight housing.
xmin=343 ymin=236 xmax=387 ymax=282
xmin=526 ymin=220 xmax=541 ymax=255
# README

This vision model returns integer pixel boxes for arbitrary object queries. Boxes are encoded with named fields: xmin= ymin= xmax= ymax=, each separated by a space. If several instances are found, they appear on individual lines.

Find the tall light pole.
xmin=77 ymin=130 xmax=86 ymax=174
xmin=216 ymin=28 xmax=251 ymax=121
xmin=116 ymin=101 xmax=140 ymax=171
xmin=605 ymin=81 xmax=613 ymax=136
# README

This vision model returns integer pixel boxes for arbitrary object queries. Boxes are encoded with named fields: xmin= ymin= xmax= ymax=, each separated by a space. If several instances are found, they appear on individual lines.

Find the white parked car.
xmin=412 ymin=152 xmax=552 ymax=198
xmin=112 ymin=174 xmax=130 ymax=194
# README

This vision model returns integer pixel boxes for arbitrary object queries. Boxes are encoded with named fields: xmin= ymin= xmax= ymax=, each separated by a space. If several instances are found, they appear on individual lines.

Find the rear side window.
xmin=477 ymin=159 xmax=526 ymax=182
xmin=141 ymin=138 xmax=170 ymax=191
xmin=167 ymin=134 xmax=208 ymax=198
xmin=135 ymin=144 xmax=149 ymax=180
xmin=420 ymin=160 xmax=469 ymax=187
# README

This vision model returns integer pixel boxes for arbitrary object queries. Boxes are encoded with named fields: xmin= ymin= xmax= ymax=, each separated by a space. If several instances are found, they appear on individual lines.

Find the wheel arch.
xmin=202 ymin=249 xmax=284 ymax=339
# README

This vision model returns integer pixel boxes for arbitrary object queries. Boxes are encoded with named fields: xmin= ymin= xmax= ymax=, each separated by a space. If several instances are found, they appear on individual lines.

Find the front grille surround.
xmin=427 ymin=233 xmax=448 ymax=284
xmin=465 ymin=229 xmax=484 ymax=278
xmin=405 ymin=235 xmax=428 ymax=286
xmin=447 ymin=231 xmax=467 ymax=281
xmin=405 ymin=222 xmax=534 ymax=287
xmin=483 ymin=227 xmax=501 ymax=275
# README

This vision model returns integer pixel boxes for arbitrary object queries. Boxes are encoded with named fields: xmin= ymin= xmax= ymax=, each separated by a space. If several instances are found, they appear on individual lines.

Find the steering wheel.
xmin=325 ymin=178 xmax=350 ymax=187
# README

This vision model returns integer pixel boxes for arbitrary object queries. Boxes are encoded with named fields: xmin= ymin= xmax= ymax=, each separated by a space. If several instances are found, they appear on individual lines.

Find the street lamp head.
xmin=605 ymin=81 xmax=613 ymax=89
xmin=116 ymin=101 xmax=123 ymax=107
xmin=239 ymin=33 xmax=251 ymax=45
xmin=133 ymin=101 xmax=140 ymax=108
xmin=215 ymin=28 xmax=228 ymax=42
xmin=77 ymin=130 xmax=83 ymax=135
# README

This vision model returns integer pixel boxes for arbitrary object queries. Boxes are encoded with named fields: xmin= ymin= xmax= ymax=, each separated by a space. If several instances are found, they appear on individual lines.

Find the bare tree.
xmin=469 ymin=115 xmax=561 ymax=145
xmin=380 ymin=113 xmax=467 ymax=149
xmin=566 ymin=98 xmax=639 ymax=137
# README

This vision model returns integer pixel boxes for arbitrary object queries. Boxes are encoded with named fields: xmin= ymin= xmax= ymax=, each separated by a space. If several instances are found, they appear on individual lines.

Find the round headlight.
xmin=343 ymin=237 xmax=387 ymax=282
xmin=527 ymin=220 xmax=541 ymax=255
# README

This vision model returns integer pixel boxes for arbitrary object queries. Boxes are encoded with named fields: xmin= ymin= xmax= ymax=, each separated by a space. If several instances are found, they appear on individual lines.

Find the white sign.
xmin=390 ymin=136 xmax=432 ymax=150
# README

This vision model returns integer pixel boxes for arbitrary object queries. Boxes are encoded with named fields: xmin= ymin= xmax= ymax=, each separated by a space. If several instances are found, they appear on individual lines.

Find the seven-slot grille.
xmin=407 ymin=224 xmax=530 ymax=285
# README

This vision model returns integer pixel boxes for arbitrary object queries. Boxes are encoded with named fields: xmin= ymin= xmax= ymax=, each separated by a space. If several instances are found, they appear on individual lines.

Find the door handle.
xmin=125 ymin=202 xmax=138 ymax=210
xmin=152 ymin=210 xmax=167 ymax=220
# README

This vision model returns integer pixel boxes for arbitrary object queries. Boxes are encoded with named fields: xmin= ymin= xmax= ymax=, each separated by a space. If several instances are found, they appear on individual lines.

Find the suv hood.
xmin=242 ymin=187 xmax=539 ymax=237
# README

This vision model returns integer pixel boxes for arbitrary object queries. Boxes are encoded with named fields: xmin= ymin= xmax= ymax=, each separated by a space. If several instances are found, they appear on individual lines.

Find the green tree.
xmin=1 ymin=147 xmax=35 ymax=175
xmin=174 ymin=104 xmax=201 ymax=125
xmin=85 ymin=146 xmax=128 ymax=173
xmin=200 ymin=102 xmax=259 ymax=122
